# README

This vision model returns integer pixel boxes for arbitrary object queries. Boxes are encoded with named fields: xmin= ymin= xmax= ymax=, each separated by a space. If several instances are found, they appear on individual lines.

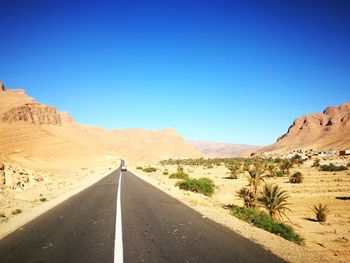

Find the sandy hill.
xmin=189 ymin=140 xmax=257 ymax=157
xmin=0 ymin=82 xmax=201 ymax=171
xmin=253 ymin=102 xmax=350 ymax=155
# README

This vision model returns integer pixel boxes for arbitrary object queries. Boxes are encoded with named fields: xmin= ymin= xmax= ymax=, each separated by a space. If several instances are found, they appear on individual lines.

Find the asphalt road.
xmin=0 ymin=162 xmax=286 ymax=263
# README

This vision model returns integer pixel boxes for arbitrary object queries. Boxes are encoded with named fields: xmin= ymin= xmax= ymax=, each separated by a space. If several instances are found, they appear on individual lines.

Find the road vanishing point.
xmin=0 ymin=160 xmax=286 ymax=263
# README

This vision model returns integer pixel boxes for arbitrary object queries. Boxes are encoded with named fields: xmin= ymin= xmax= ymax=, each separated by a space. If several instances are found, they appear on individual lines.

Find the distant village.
xmin=258 ymin=148 xmax=350 ymax=160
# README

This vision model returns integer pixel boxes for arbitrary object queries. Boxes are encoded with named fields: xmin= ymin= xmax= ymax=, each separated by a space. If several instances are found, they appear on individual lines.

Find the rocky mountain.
xmin=189 ymin=140 xmax=257 ymax=157
xmin=253 ymin=102 xmax=350 ymax=155
xmin=0 ymin=82 xmax=202 ymax=174
xmin=1 ymin=103 xmax=62 ymax=125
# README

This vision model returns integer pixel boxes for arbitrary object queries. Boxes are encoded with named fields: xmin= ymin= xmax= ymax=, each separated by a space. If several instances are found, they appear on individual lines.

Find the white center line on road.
xmin=114 ymin=171 xmax=123 ymax=263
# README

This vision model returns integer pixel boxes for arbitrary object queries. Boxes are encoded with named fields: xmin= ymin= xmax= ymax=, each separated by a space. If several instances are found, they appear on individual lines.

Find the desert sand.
xmin=131 ymin=157 xmax=350 ymax=263
xmin=1 ymin=83 xmax=349 ymax=262
xmin=0 ymin=86 xmax=201 ymax=237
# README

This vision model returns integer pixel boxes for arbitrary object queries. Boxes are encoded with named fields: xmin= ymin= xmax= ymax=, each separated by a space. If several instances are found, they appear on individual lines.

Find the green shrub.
xmin=12 ymin=209 xmax=22 ymax=215
xmin=136 ymin=166 xmax=143 ymax=170
xmin=275 ymin=170 xmax=284 ymax=177
xmin=176 ymin=177 xmax=215 ymax=196
xmin=313 ymin=203 xmax=329 ymax=222
xmin=0 ymin=212 xmax=6 ymax=218
xmin=163 ymin=171 xmax=169 ymax=175
xmin=320 ymin=164 xmax=347 ymax=172
xmin=229 ymin=206 xmax=303 ymax=244
xmin=289 ymin=172 xmax=304 ymax=183
xmin=39 ymin=197 xmax=47 ymax=202
xmin=169 ymin=171 xmax=189 ymax=180
xmin=142 ymin=167 xmax=157 ymax=173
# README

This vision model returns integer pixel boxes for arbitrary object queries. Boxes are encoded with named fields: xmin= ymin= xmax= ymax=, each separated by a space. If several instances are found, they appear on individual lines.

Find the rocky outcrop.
xmin=0 ymin=103 xmax=62 ymax=126
xmin=0 ymin=162 xmax=45 ymax=190
xmin=277 ymin=102 xmax=350 ymax=143
xmin=255 ymin=102 xmax=350 ymax=154
xmin=0 ymin=81 xmax=5 ymax=91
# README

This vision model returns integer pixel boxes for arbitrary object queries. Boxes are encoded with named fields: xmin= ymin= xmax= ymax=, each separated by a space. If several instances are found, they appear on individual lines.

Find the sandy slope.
xmin=0 ymin=87 xmax=201 ymax=170
xmin=0 ymin=86 xmax=201 ymax=235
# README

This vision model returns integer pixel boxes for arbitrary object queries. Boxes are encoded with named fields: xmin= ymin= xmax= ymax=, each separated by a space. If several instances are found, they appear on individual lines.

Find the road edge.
xmin=0 ymin=162 xmax=120 ymax=240
xmin=128 ymin=167 xmax=326 ymax=263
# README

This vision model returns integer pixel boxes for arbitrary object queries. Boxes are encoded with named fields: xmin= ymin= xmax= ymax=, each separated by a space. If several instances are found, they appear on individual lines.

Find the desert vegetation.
xmin=313 ymin=203 xmax=329 ymax=223
xmin=176 ymin=177 xmax=215 ymax=196
xmin=229 ymin=205 xmax=303 ymax=244
xmin=319 ymin=163 xmax=347 ymax=172
xmin=288 ymin=172 xmax=304 ymax=183
xmin=169 ymin=171 xmax=189 ymax=180
xmin=134 ymin=155 xmax=350 ymax=261
xmin=142 ymin=166 xmax=157 ymax=173
xmin=258 ymin=183 xmax=291 ymax=220
xmin=11 ymin=209 xmax=22 ymax=215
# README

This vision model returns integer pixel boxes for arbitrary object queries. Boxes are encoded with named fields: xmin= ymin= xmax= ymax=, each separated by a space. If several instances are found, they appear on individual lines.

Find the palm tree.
xmin=227 ymin=164 xmax=240 ymax=179
xmin=267 ymin=164 xmax=276 ymax=177
xmin=244 ymin=164 xmax=266 ymax=207
xmin=258 ymin=183 xmax=291 ymax=221
xmin=313 ymin=203 xmax=329 ymax=222
xmin=237 ymin=187 xmax=255 ymax=208
xmin=280 ymin=159 xmax=293 ymax=175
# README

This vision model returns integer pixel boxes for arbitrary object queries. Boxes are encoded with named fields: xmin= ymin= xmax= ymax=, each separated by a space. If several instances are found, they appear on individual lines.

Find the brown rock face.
xmin=0 ymin=103 xmax=62 ymax=126
xmin=255 ymin=102 xmax=350 ymax=154
xmin=277 ymin=102 xmax=350 ymax=143
xmin=0 ymin=81 xmax=5 ymax=91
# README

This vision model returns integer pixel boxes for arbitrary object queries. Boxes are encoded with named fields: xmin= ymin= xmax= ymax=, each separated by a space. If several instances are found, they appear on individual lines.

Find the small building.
xmin=317 ymin=150 xmax=337 ymax=156
xmin=339 ymin=150 xmax=350 ymax=156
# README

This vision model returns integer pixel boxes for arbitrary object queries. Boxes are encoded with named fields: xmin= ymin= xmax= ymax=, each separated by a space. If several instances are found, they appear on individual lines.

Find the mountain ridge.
xmin=251 ymin=101 xmax=350 ymax=155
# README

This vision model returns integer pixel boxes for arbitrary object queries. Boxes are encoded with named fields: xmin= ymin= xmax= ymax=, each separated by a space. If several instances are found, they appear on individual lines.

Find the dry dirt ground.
xmin=131 ymin=160 xmax=350 ymax=263
xmin=0 ymin=163 xmax=119 ymax=239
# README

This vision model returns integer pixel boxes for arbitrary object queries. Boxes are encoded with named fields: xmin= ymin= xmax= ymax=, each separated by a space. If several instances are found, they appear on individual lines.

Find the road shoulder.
xmin=129 ymin=166 xmax=325 ymax=263
xmin=0 ymin=162 xmax=120 ymax=240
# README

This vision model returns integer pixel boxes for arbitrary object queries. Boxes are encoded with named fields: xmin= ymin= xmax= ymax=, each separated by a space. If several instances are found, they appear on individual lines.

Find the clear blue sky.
xmin=1 ymin=0 xmax=349 ymax=145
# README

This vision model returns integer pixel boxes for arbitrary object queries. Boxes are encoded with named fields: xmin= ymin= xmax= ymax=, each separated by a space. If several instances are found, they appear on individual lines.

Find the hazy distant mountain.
xmin=188 ymin=140 xmax=258 ymax=158
xmin=252 ymin=102 xmax=350 ymax=155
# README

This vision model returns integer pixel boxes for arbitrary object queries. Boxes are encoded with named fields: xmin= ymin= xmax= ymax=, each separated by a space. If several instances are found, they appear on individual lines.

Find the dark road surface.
xmin=0 ymin=162 xmax=286 ymax=263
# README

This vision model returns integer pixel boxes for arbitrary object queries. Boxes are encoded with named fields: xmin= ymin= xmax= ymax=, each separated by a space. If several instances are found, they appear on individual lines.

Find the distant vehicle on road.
xmin=121 ymin=164 xmax=127 ymax=171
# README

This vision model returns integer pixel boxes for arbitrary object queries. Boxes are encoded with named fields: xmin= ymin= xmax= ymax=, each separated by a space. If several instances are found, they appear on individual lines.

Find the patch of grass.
xmin=142 ymin=167 xmax=157 ymax=173
xmin=169 ymin=171 xmax=189 ymax=180
xmin=229 ymin=206 xmax=303 ymax=244
xmin=320 ymin=164 xmax=347 ymax=172
xmin=162 ymin=171 xmax=169 ymax=175
xmin=136 ymin=166 xmax=143 ymax=170
xmin=275 ymin=170 xmax=284 ymax=177
xmin=11 ymin=209 xmax=22 ymax=215
xmin=176 ymin=177 xmax=215 ymax=196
